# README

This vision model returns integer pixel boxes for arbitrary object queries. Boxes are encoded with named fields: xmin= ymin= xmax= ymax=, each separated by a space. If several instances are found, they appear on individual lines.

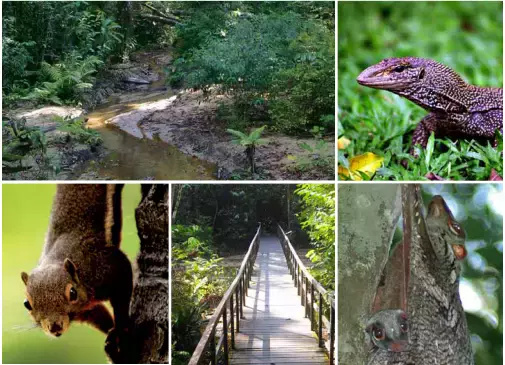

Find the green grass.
xmin=338 ymin=1 xmax=503 ymax=181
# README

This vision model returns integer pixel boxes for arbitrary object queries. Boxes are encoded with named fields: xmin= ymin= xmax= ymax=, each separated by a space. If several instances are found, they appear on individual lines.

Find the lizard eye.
xmin=24 ymin=299 xmax=32 ymax=311
xmin=69 ymin=287 xmax=78 ymax=302
xmin=373 ymin=327 xmax=385 ymax=341
xmin=393 ymin=65 xmax=407 ymax=73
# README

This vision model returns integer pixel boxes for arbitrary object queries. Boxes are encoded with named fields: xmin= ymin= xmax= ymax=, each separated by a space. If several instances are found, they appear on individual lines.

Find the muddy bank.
xmin=109 ymin=89 xmax=335 ymax=180
xmin=2 ymin=107 xmax=103 ymax=180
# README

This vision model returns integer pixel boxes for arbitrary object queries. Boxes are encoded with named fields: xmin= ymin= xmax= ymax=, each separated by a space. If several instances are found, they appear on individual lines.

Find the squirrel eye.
xmin=69 ymin=287 xmax=78 ymax=302
xmin=24 ymin=299 xmax=32 ymax=311
xmin=400 ymin=322 xmax=408 ymax=332
xmin=393 ymin=65 xmax=407 ymax=73
xmin=373 ymin=327 xmax=385 ymax=341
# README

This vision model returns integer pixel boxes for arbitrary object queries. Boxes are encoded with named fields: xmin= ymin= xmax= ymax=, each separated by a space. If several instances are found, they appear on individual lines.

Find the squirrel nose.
xmin=50 ymin=323 xmax=62 ymax=335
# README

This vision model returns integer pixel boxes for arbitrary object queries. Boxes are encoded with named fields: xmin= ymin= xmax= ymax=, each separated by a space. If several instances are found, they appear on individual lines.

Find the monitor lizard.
xmin=357 ymin=57 xmax=503 ymax=156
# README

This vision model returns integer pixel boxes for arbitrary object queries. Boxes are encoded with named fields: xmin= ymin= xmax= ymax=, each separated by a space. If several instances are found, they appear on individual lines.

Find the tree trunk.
xmin=130 ymin=184 xmax=169 ymax=363
xmin=171 ymin=184 xmax=184 ymax=221
xmin=338 ymin=184 xmax=402 ymax=365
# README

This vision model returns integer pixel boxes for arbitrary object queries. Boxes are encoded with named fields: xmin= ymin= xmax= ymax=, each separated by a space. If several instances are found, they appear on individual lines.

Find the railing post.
xmin=230 ymin=295 xmax=235 ymax=349
xmin=318 ymin=292 xmax=324 ymax=348
xmin=235 ymin=287 xmax=240 ymax=331
xmin=210 ymin=329 xmax=216 ymax=365
xmin=297 ymin=267 xmax=301 ymax=296
xmin=240 ymin=277 xmax=245 ymax=317
xmin=305 ymin=277 xmax=309 ymax=318
xmin=301 ymin=272 xmax=305 ymax=306
xmin=310 ymin=283 xmax=315 ymax=330
xmin=223 ymin=307 xmax=228 ymax=365
xmin=330 ymin=304 xmax=335 ymax=365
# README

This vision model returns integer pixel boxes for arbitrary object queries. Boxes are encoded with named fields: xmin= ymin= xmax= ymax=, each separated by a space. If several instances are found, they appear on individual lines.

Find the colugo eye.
xmin=400 ymin=322 xmax=408 ymax=332
xmin=24 ymin=299 xmax=32 ymax=311
xmin=69 ymin=287 xmax=77 ymax=302
xmin=373 ymin=327 xmax=385 ymax=340
xmin=448 ymin=219 xmax=463 ymax=236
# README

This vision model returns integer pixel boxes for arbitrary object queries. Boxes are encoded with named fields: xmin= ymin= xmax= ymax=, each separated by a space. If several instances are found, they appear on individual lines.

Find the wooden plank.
xmin=230 ymin=236 xmax=328 ymax=365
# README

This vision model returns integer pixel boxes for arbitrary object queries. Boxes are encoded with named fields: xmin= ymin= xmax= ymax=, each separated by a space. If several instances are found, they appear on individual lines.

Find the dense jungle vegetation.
xmin=4 ymin=1 xmax=335 ymax=131
xmin=171 ymin=184 xmax=335 ymax=364
xmin=3 ymin=1 xmax=335 ymax=180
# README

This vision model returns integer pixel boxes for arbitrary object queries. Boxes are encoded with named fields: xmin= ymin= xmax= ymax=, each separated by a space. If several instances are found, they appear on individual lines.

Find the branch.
xmin=140 ymin=3 xmax=182 ymax=25
xmin=139 ymin=13 xmax=181 ymax=26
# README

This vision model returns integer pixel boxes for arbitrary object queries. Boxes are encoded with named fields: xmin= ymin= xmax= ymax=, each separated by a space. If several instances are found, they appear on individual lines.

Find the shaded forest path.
xmin=230 ymin=236 xmax=327 ymax=364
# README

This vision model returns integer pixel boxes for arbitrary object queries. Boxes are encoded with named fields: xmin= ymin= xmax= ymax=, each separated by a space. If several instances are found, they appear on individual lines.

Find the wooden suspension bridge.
xmin=189 ymin=224 xmax=335 ymax=365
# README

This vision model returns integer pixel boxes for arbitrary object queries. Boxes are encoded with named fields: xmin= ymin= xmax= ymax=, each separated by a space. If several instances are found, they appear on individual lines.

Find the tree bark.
xmin=171 ymin=185 xmax=184 ymax=221
xmin=338 ymin=184 xmax=402 ymax=365
xmin=131 ymin=184 xmax=169 ymax=363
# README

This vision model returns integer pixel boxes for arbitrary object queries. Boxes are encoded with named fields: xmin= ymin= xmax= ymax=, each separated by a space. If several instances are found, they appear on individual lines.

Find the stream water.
xmin=77 ymin=54 xmax=216 ymax=180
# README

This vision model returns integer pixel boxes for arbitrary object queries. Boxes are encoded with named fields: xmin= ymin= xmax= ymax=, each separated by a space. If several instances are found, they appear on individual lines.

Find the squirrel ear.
xmin=64 ymin=258 xmax=80 ymax=283
xmin=21 ymin=272 xmax=29 ymax=285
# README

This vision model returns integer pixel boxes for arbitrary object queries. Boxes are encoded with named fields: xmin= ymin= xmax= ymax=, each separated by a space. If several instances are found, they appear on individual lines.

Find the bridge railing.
xmin=277 ymin=224 xmax=336 ymax=365
xmin=188 ymin=224 xmax=261 ymax=365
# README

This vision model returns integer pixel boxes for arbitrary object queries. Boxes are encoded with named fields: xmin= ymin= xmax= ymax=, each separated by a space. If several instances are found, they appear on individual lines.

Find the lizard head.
xmin=365 ymin=309 xmax=409 ymax=352
xmin=21 ymin=258 xmax=89 ymax=337
xmin=426 ymin=195 xmax=467 ymax=266
xmin=357 ymin=57 xmax=429 ymax=91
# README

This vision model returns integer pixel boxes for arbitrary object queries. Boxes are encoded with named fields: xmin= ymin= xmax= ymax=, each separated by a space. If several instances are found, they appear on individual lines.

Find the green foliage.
xmin=227 ymin=125 xmax=269 ymax=147
xmin=291 ymin=139 xmax=335 ymax=175
xmin=2 ymin=118 xmax=61 ymax=178
xmin=55 ymin=116 xmax=102 ymax=147
xmin=269 ymin=26 xmax=335 ymax=133
xmin=2 ymin=17 xmax=35 ymax=91
xmin=172 ymin=224 xmax=214 ymax=259
xmin=3 ymin=2 xmax=122 ymax=105
xmin=23 ymin=53 xmax=103 ymax=105
xmin=172 ymin=222 xmax=233 ymax=363
xmin=295 ymin=184 xmax=335 ymax=290
xmin=338 ymin=1 xmax=502 ymax=180
xmin=227 ymin=125 xmax=269 ymax=175
xmin=173 ymin=4 xmax=335 ymax=135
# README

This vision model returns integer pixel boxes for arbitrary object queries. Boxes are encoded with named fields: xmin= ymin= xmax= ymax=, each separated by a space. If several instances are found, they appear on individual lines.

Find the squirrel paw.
xmin=105 ymin=327 xmax=132 ymax=364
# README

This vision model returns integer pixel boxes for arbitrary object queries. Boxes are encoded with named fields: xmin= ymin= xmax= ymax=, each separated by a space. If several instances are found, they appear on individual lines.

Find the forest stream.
xmin=76 ymin=51 xmax=216 ymax=180
xmin=5 ymin=50 xmax=334 ymax=181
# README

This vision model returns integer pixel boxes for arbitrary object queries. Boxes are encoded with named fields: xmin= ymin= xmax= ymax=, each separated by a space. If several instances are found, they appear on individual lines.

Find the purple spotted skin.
xmin=357 ymin=57 xmax=503 ymax=153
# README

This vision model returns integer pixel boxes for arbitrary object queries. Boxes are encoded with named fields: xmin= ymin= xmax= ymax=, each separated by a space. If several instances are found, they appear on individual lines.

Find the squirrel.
xmin=21 ymin=184 xmax=133 ymax=341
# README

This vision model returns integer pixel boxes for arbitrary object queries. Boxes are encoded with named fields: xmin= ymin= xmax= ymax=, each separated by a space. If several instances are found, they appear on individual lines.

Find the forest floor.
xmin=4 ymin=50 xmax=334 ymax=180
